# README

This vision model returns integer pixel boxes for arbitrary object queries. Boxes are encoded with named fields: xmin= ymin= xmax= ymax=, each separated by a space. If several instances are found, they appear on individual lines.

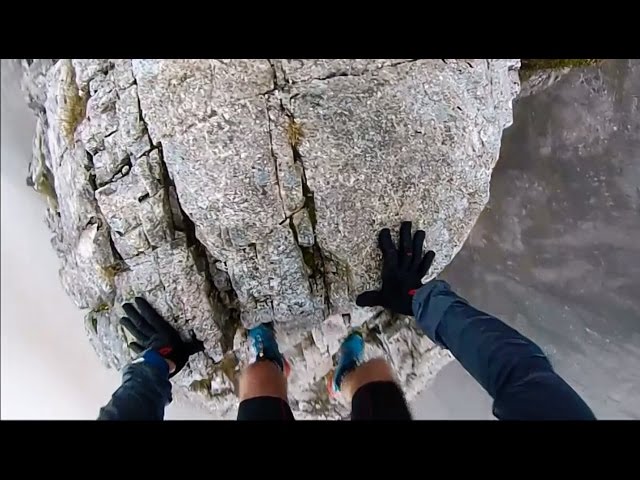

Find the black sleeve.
xmin=412 ymin=280 xmax=595 ymax=420
xmin=98 ymin=358 xmax=172 ymax=421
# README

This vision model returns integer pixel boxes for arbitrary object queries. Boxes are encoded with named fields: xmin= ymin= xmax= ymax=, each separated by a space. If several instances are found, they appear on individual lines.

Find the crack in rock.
xmin=278 ymin=59 xmax=418 ymax=84
xmin=305 ymin=59 xmax=419 ymax=83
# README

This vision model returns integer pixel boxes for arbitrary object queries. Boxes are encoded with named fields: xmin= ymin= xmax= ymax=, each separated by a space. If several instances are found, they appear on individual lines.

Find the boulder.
xmin=22 ymin=59 xmax=519 ymax=418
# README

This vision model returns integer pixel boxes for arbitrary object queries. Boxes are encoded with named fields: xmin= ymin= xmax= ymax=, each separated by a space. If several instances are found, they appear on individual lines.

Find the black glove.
xmin=356 ymin=221 xmax=435 ymax=316
xmin=120 ymin=297 xmax=204 ymax=378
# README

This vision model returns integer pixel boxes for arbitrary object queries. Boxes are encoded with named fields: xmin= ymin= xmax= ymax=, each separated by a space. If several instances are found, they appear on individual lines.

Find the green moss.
xmin=219 ymin=354 xmax=240 ymax=392
xmin=520 ymin=59 xmax=600 ymax=81
xmin=34 ymin=171 xmax=59 ymax=210
xmin=90 ymin=314 xmax=98 ymax=333
xmin=59 ymin=87 xmax=86 ymax=143
xmin=30 ymin=127 xmax=59 ymax=210
xmin=55 ymin=60 xmax=87 ymax=144
xmin=86 ymin=304 xmax=110 ymax=334
xmin=100 ymin=263 xmax=124 ymax=282
xmin=286 ymin=119 xmax=304 ymax=148
xmin=189 ymin=378 xmax=212 ymax=395
xmin=95 ymin=303 xmax=110 ymax=312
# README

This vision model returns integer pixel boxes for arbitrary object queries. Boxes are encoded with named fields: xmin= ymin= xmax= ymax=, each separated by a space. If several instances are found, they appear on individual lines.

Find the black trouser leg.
xmin=350 ymin=381 xmax=412 ymax=420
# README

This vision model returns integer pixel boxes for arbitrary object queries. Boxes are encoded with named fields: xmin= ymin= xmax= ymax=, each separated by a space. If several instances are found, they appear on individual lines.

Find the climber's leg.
xmin=343 ymin=359 xmax=412 ymax=420
xmin=331 ymin=332 xmax=412 ymax=420
xmin=237 ymin=323 xmax=294 ymax=420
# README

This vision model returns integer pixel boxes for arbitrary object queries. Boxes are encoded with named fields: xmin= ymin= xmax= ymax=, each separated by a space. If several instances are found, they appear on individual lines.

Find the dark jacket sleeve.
xmin=97 ymin=351 xmax=172 ymax=421
xmin=412 ymin=280 xmax=595 ymax=420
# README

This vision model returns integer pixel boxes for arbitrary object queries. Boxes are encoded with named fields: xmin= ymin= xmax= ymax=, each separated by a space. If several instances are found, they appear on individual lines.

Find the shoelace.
xmin=255 ymin=333 xmax=265 ymax=358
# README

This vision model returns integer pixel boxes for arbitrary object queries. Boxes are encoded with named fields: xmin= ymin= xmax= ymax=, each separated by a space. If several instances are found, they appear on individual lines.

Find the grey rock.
xmin=20 ymin=59 xmax=57 ymax=111
xmin=290 ymin=59 xmax=519 ymax=297
xmin=172 ymin=352 xmax=237 ymax=418
xmin=95 ymin=150 xmax=173 ymax=259
xmin=374 ymin=319 xmax=453 ymax=398
xmin=211 ymin=263 xmax=233 ymax=292
xmin=519 ymin=67 xmax=572 ymax=98
xmin=72 ymin=59 xmax=111 ymax=88
xmin=77 ymin=62 xmax=151 ymax=160
xmin=266 ymin=94 xmax=306 ymax=217
xmin=280 ymin=59 xmax=413 ymax=83
xmin=115 ymin=84 xmax=151 ymax=158
xmin=111 ymin=59 xmax=136 ymax=90
xmin=114 ymin=236 xmax=226 ymax=362
xmin=79 ymin=72 xmax=117 ymax=154
xmin=85 ymin=307 xmax=133 ymax=371
xmin=132 ymin=59 xmax=275 ymax=139
xmin=292 ymin=209 xmax=314 ymax=247
xmin=312 ymin=314 xmax=348 ymax=356
xmin=153 ymin=94 xmax=323 ymax=330
xmin=39 ymin=60 xmax=119 ymax=309
xmin=92 ymin=148 xmax=128 ymax=186
xmin=27 ymin=115 xmax=57 ymax=210
xmin=24 ymin=59 xmax=519 ymax=418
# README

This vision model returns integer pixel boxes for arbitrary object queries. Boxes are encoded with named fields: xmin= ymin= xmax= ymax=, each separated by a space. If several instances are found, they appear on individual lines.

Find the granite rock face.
xmin=22 ymin=59 xmax=519 ymax=418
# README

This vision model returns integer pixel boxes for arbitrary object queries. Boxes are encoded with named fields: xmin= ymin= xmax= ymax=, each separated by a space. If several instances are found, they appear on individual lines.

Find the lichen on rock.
xmin=22 ymin=59 xmax=520 ymax=418
xmin=519 ymin=59 xmax=601 ymax=98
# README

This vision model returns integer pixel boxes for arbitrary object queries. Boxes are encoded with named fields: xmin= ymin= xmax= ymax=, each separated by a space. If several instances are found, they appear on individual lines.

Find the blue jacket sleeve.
xmin=412 ymin=280 xmax=595 ymax=420
xmin=97 ymin=350 xmax=172 ymax=421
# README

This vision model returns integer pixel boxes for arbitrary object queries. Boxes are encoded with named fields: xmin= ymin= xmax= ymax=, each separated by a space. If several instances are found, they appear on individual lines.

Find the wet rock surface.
xmin=21 ymin=59 xmax=519 ymax=418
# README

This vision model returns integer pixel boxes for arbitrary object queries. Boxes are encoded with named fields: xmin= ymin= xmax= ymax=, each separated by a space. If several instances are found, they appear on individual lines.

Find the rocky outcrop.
xmin=22 ymin=59 xmax=519 ymax=418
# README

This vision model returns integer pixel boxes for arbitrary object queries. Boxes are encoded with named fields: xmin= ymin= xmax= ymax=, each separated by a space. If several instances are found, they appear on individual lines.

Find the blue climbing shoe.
xmin=248 ymin=322 xmax=285 ymax=373
xmin=331 ymin=331 xmax=365 ymax=394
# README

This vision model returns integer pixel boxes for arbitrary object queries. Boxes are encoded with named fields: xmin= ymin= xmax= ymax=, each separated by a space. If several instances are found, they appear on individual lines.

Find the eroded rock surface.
xmin=22 ymin=59 xmax=519 ymax=418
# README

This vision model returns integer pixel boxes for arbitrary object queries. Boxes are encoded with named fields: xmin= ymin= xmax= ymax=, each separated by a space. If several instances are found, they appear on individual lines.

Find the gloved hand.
xmin=120 ymin=297 xmax=204 ymax=378
xmin=356 ymin=221 xmax=435 ymax=316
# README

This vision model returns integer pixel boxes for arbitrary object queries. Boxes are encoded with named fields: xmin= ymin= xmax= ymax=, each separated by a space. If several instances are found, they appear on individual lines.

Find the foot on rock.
xmin=331 ymin=331 xmax=365 ymax=395
xmin=248 ymin=322 xmax=287 ymax=374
